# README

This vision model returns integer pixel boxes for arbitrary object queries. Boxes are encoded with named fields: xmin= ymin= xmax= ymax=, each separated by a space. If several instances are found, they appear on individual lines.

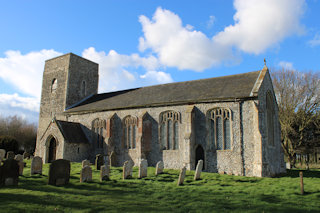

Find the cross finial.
xmin=264 ymin=58 xmax=266 ymax=66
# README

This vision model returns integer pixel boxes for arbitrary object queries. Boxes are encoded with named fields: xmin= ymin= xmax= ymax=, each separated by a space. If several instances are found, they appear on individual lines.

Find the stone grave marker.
xmin=0 ymin=159 xmax=19 ymax=186
xmin=0 ymin=149 xmax=5 ymax=161
xmin=194 ymin=160 xmax=203 ymax=180
xmin=177 ymin=166 xmax=186 ymax=186
xmin=14 ymin=154 xmax=24 ymax=163
xmin=155 ymin=161 xmax=164 ymax=175
xmin=31 ymin=156 xmax=43 ymax=175
xmin=80 ymin=165 xmax=92 ymax=183
xmin=100 ymin=165 xmax=110 ymax=181
xmin=48 ymin=159 xmax=70 ymax=186
xmin=18 ymin=161 xmax=24 ymax=176
xmin=95 ymin=154 xmax=104 ymax=170
xmin=82 ymin=159 xmax=90 ymax=168
xmin=104 ymin=155 xmax=109 ymax=167
xmin=6 ymin=151 xmax=15 ymax=160
xmin=123 ymin=160 xmax=134 ymax=179
xmin=23 ymin=152 xmax=31 ymax=159
xmin=139 ymin=159 xmax=148 ymax=178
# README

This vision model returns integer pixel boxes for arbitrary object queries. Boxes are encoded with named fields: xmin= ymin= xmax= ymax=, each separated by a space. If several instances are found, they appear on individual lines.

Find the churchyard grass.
xmin=0 ymin=160 xmax=319 ymax=213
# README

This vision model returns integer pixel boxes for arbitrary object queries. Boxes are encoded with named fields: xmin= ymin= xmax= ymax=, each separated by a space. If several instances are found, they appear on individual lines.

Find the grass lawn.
xmin=0 ymin=160 xmax=319 ymax=213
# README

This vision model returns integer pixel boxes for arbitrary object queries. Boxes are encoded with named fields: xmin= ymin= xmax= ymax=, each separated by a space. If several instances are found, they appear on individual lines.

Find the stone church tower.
xmin=35 ymin=53 xmax=98 ymax=162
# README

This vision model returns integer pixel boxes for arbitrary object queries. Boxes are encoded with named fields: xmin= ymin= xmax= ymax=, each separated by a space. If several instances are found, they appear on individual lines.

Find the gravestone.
xmin=82 ymin=159 xmax=90 ymax=168
xmin=286 ymin=162 xmax=291 ymax=169
xmin=14 ymin=154 xmax=24 ymax=163
xmin=104 ymin=155 xmax=109 ymax=167
xmin=0 ymin=149 xmax=5 ymax=161
xmin=123 ymin=160 xmax=134 ymax=179
xmin=31 ymin=156 xmax=43 ymax=175
xmin=155 ymin=161 xmax=164 ymax=175
xmin=23 ymin=152 xmax=31 ymax=159
xmin=48 ymin=159 xmax=70 ymax=186
xmin=194 ymin=160 xmax=203 ymax=180
xmin=100 ymin=165 xmax=110 ymax=181
xmin=80 ymin=165 xmax=92 ymax=183
xmin=139 ymin=159 xmax=148 ymax=178
xmin=18 ymin=161 xmax=24 ymax=176
xmin=177 ymin=166 xmax=186 ymax=186
xmin=110 ymin=151 xmax=115 ymax=166
xmin=0 ymin=159 xmax=19 ymax=186
xmin=6 ymin=151 xmax=15 ymax=160
xmin=95 ymin=154 xmax=104 ymax=170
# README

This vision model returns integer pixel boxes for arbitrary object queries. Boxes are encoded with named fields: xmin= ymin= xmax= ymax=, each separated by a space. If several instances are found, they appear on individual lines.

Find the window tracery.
xmin=123 ymin=116 xmax=137 ymax=149
xmin=160 ymin=111 xmax=180 ymax=150
xmin=92 ymin=119 xmax=106 ymax=149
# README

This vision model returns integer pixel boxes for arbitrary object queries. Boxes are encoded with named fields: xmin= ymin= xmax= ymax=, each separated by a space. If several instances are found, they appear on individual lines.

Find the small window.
xmin=123 ymin=116 xmax=137 ymax=149
xmin=209 ymin=108 xmax=232 ymax=150
xmin=81 ymin=80 xmax=86 ymax=97
xmin=51 ymin=78 xmax=57 ymax=93
xmin=159 ymin=111 xmax=180 ymax=150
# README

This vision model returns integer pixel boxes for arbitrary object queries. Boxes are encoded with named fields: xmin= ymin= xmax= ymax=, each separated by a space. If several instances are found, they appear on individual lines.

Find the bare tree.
xmin=271 ymin=69 xmax=320 ymax=168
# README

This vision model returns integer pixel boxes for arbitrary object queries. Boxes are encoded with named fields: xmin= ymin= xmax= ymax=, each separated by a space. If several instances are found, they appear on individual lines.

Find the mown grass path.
xmin=0 ymin=161 xmax=319 ymax=212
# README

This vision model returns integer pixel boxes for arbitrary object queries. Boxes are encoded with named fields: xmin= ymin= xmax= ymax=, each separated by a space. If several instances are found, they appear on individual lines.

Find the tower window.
xmin=51 ymin=78 xmax=57 ymax=93
xmin=81 ymin=80 xmax=86 ymax=97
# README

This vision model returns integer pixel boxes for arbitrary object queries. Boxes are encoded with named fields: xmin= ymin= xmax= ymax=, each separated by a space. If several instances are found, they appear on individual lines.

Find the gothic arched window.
xmin=266 ymin=91 xmax=275 ymax=146
xmin=51 ymin=78 xmax=57 ymax=93
xmin=92 ymin=119 xmax=106 ymax=149
xmin=123 ymin=116 xmax=137 ymax=149
xmin=209 ymin=108 xmax=232 ymax=150
xmin=160 ymin=111 xmax=180 ymax=150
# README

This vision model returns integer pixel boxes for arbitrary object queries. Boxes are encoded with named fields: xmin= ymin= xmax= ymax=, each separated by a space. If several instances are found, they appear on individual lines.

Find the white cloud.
xmin=139 ymin=8 xmax=233 ymax=71
xmin=308 ymin=33 xmax=320 ymax=47
xmin=278 ymin=61 xmax=294 ymax=70
xmin=214 ymin=0 xmax=305 ymax=54
xmin=82 ymin=47 xmax=172 ymax=92
xmin=0 ymin=49 xmax=62 ymax=98
xmin=0 ymin=93 xmax=39 ymax=123
xmin=207 ymin=15 xmax=216 ymax=29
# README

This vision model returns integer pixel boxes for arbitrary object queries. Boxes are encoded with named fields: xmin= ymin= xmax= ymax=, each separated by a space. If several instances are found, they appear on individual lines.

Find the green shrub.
xmin=0 ymin=135 xmax=19 ymax=153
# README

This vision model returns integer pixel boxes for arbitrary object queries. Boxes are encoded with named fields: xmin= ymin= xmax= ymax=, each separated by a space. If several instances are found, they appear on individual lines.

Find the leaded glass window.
xmin=123 ymin=115 xmax=137 ymax=149
xmin=209 ymin=108 xmax=232 ymax=150
xmin=159 ymin=111 xmax=180 ymax=150
xmin=92 ymin=118 xmax=106 ymax=149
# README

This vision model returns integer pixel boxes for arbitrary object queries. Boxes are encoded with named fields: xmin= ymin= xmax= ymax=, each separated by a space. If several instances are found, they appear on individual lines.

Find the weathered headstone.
xmin=0 ymin=159 xmax=19 ymax=186
xmin=286 ymin=162 xmax=291 ymax=169
xmin=0 ymin=149 xmax=5 ymax=161
xmin=6 ymin=151 xmax=15 ymax=160
xmin=155 ymin=161 xmax=164 ymax=175
xmin=194 ymin=160 xmax=203 ymax=180
xmin=80 ymin=165 xmax=92 ymax=183
xmin=31 ymin=156 xmax=43 ymax=175
xmin=17 ymin=161 xmax=24 ymax=176
xmin=23 ymin=152 xmax=31 ymax=159
xmin=123 ymin=160 xmax=134 ymax=179
xmin=177 ymin=166 xmax=186 ymax=186
xmin=14 ymin=154 xmax=24 ymax=163
xmin=139 ymin=159 xmax=148 ymax=178
xmin=100 ymin=165 xmax=110 ymax=181
xmin=82 ymin=159 xmax=90 ymax=168
xmin=95 ymin=154 xmax=104 ymax=170
xmin=48 ymin=159 xmax=70 ymax=186
xmin=104 ymin=155 xmax=109 ymax=167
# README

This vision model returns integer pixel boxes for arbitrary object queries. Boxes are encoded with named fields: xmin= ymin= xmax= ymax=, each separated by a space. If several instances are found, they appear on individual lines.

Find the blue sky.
xmin=0 ymin=0 xmax=319 ymax=124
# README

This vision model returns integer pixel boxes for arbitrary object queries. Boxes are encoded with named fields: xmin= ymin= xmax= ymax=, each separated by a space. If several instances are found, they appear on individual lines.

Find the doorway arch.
xmin=48 ymin=137 xmax=57 ymax=163
xmin=195 ymin=145 xmax=205 ymax=170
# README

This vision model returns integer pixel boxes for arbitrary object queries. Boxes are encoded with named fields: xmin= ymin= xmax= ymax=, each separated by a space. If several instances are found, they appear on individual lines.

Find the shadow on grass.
xmin=278 ymin=169 xmax=320 ymax=178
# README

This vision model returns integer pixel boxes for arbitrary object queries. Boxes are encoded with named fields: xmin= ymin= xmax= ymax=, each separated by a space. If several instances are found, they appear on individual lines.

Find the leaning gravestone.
xmin=139 ymin=159 xmax=148 ymax=178
xmin=0 ymin=149 xmax=5 ymax=161
xmin=80 ymin=165 xmax=92 ymax=183
xmin=48 ymin=159 xmax=70 ymax=186
xmin=0 ymin=159 xmax=19 ymax=186
xmin=14 ymin=154 xmax=24 ymax=163
xmin=177 ymin=166 xmax=187 ymax=186
xmin=123 ymin=160 xmax=134 ymax=179
xmin=82 ymin=159 xmax=90 ymax=168
xmin=194 ymin=160 xmax=203 ymax=180
xmin=95 ymin=154 xmax=104 ymax=170
xmin=6 ymin=151 xmax=15 ymax=160
xmin=31 ymin=156 xmax=43 ymax=175
xmin=100 ymin=165 xmax=110 ymax=181
xmin=155 ymin=161 xmax=164 ymax=175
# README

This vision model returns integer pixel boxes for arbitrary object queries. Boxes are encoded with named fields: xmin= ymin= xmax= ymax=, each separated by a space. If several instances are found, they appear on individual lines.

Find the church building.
xmin=35 ymin=53 xmax=286 ymax=177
